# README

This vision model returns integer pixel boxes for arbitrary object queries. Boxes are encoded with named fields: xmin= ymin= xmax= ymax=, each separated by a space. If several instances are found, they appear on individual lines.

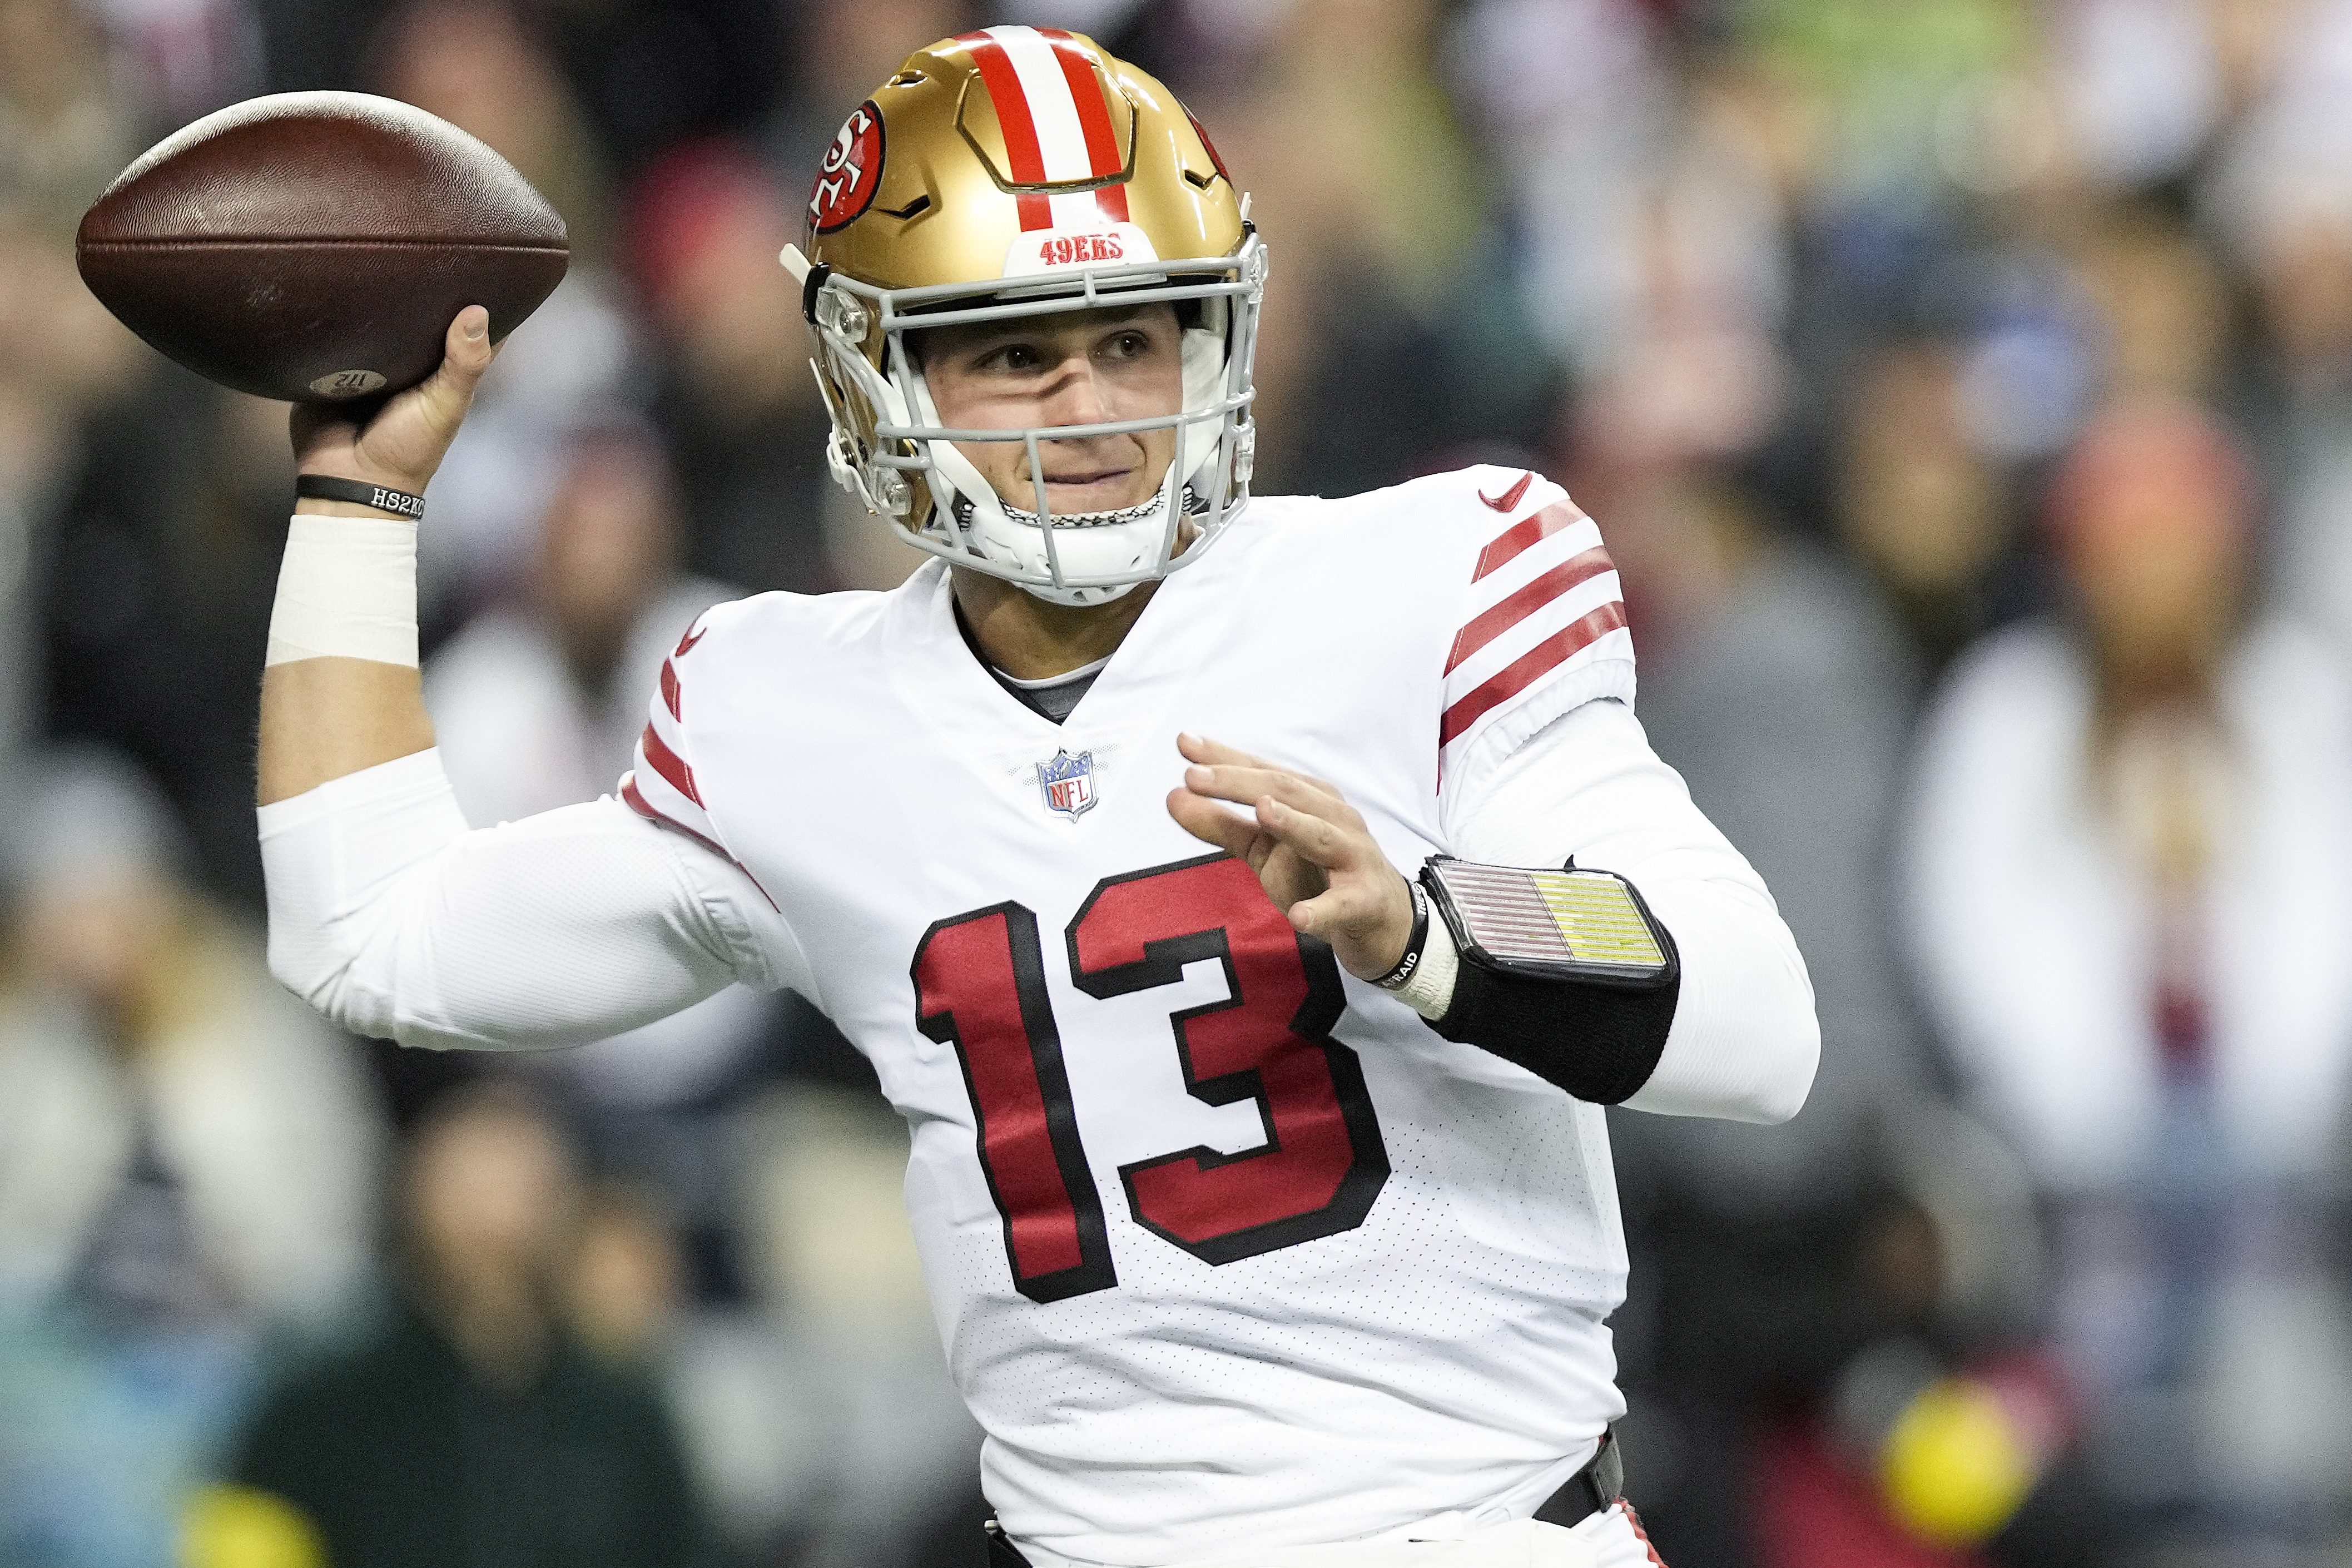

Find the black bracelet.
xmin=295 ymin=474 xmax=425 ymax=519
xmin=1372 ymin=880 xmax=1431 ymax=991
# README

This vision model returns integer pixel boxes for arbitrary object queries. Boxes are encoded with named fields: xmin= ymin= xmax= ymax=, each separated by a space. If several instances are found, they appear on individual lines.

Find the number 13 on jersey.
xmin=911 ymin=853 xmax=1392 ymax=1303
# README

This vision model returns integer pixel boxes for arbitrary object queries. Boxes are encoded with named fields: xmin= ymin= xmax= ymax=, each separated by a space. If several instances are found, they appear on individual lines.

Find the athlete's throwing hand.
xmin=1167 ymin=733 xmax=1416 ymax=981
xmin=289 ymin=305 xmax=498 ymax=498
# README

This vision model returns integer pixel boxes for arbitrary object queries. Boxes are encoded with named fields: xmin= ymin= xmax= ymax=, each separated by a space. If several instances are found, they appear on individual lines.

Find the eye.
xmin=1108 ymin=331 xmax=1149 ymax=358
xmin=978 ymin=343 xmax=1041 ymax=372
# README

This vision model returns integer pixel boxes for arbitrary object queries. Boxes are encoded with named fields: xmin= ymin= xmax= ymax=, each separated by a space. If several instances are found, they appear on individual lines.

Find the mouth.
xmin=1031 ymin=463 xmax=1142 ymax=513
xmin=1045 ymin=466 xmax=1129 ymax=487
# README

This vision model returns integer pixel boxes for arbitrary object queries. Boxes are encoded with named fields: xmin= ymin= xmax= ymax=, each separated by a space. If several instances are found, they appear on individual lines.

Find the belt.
xmin=1531 ymin=1426 xmax=1623 ymax=1528
xmin=986 ymin=1427 xmax=1624 ymax=1566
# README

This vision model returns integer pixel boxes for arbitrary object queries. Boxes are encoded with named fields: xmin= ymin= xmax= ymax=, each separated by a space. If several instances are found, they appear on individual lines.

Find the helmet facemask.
xmin=797 ymin=232 xmax=1268 ymax=606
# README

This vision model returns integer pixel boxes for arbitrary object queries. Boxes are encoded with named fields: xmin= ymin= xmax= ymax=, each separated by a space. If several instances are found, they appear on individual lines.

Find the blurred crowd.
xmin=3 ymin=0 xmax=2352 ymax=1565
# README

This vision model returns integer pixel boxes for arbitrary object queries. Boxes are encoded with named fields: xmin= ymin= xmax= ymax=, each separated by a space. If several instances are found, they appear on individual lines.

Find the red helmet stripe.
xmin=1037 ymin=28 xmax=1131 ymax=222
xmin=958 ymin=30 xmax=1055 ymax=229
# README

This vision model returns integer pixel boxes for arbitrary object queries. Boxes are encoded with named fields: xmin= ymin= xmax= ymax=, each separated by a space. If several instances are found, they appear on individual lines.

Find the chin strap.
xmin=957 ymin=484 xmax=1205 ymax=532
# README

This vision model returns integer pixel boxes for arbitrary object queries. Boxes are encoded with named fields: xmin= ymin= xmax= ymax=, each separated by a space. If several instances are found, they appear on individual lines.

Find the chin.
xmin=1040 ymin=488 xmax=1148 ymax=514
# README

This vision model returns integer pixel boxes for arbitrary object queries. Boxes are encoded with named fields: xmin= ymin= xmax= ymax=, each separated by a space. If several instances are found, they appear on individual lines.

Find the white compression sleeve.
xmin=261 ymin=750 xmax=790 ymax=1051
xmin=1452 ymin=699 xmax=1819 ymax=1124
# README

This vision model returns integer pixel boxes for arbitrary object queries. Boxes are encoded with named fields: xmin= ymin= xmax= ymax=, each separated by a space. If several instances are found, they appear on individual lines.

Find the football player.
xmin=259 ymin=28 xmax=1818 ymax=1568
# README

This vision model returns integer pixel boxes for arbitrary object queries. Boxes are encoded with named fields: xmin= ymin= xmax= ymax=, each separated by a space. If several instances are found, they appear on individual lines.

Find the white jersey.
xmin=260 ymin=463 xmax=1815 ymax=1565
xmin=623 ymin=467 xmax=1641 ymax=1560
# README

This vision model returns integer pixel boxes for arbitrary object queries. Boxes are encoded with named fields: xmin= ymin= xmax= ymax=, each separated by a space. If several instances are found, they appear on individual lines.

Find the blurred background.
xmin=2 ymin=0 xmax=2351 ymax=1564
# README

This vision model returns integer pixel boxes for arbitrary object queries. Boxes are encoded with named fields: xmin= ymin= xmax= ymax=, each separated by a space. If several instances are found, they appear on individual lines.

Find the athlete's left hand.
xmin=1166 ymin=734 xmax=1416 ymax=981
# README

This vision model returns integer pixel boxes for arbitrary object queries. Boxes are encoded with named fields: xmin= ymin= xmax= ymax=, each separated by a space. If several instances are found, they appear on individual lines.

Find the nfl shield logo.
xmin=1036 ymin=749 xmax=1097 ymax=819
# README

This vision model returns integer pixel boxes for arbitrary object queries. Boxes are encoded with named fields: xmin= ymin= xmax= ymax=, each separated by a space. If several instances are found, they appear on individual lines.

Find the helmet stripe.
xmin=990 ymin=28 xmax=1094 ymax=182
xmin=1038 ymin=27 xmax=1131 ymax=222
xmin=963 ymin=27 xmax=1130 ymax=231
xmin=957 ymin=29 xmax=1054 ymax=229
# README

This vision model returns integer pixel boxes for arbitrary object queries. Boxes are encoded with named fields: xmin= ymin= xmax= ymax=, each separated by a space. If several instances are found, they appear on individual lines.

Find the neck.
xmin=950 ymin=568 xmax=1162 ymax=680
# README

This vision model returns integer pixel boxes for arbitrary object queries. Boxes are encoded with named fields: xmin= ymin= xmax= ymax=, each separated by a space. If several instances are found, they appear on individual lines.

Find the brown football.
xmin=76 ymin=91 xmax=569 ymax=404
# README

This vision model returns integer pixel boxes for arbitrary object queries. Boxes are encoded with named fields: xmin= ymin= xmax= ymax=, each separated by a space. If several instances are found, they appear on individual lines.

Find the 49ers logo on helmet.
xmin=1039 ymin=233 xmax=1123 ymax=266
xmin=810 ymin=101 xmax=885 ymax=234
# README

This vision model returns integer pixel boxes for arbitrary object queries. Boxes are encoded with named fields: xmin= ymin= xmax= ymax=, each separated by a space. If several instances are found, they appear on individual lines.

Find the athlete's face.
xmin=918 ymin=302 xmax=1183 ymax=517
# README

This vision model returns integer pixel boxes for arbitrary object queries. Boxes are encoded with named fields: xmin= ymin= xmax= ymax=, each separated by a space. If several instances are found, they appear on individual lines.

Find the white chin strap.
xmin=904 ymin=324 xmax=1230 ymax=607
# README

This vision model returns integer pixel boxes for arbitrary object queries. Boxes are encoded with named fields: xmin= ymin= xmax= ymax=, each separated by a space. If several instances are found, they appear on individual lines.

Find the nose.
xmin=1037 ymin=351 xmax=1115 ymax=434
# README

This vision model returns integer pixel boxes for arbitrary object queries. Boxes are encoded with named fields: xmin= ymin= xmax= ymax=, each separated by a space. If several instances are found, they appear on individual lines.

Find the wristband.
xmin=295 ymin=474 xmax=425 ymax=520
xmin=1392 ymin=905 xmax=1459 ymax=1020
xmin=1418 ymin=856 xmax=1680 ymax=1104
xmin=1372 ymin=881 xmax=1432 ymax=990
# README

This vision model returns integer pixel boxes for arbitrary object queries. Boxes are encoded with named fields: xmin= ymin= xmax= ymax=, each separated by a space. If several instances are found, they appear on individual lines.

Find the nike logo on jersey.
xmin=1478 ymin=472 xmax=1534 ymax=513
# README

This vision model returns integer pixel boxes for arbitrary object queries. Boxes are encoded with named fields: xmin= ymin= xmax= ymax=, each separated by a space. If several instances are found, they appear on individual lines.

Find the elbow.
xmin=267 ymin=918 xmax=359 ymax=1024
xmin=1731 ymin=948 xmax=1821 ymax=1125
xmin=1630 ymin=947 xmax=1820 ymax=1123
xmin=267 ymin=916 xmax=427 ymax=1047
xmin=267 ymin=913 xmax=554 ymax=1055
xmin=1742 ymin=1004 xmax=1820 ymax=1125
xmin=1668 ymin=1004 xmax=1814 ymax=1125
xmin=1625 ymin=885 xmax=1823 ymax=1122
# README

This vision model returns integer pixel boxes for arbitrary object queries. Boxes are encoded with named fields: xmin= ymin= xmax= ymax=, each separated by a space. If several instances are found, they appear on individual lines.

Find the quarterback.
xmin=257 ymin=28 xmax=1817 ymax=1568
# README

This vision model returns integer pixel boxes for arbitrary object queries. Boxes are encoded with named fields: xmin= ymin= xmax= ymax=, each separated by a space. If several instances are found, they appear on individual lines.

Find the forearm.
xmin=261 ymin=307 xmax=497 ymax=804
xmin=248 ymin=310 xmax=760 ymax=1048
xmin=256 ymin=499 xmax=435 ymax=805
xmin=1451 ymin=699 xmax=1819 ymax=1123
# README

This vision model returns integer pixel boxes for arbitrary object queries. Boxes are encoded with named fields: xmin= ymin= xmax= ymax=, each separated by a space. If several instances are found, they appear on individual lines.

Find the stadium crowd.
xmin=4 ymin=0 xmax=2352 ymax=1565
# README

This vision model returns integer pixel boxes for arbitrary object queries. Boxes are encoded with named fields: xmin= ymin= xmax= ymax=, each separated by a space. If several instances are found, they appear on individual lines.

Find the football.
xmin=75 ymin=91 xmax=569 ymax=404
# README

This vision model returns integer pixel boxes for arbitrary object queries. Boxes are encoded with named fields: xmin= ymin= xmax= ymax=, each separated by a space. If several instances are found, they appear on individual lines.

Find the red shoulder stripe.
xmin=639 ymin=723 xmax=703 ymax=807
xmin=1473 ymin=499 xmax=1586 ymax=583
xmin=1438 ymin=601 xmax=1629 ymax=747
xmin=622 ymin=776 xmax=724 ymax=859
xmin=1445 ymin=546 xmax=1616 ymax=676
xmin=621 ymin=776 xmax=782 ymax=913
xmin=659 ymin=659 xmax=682 ymax=722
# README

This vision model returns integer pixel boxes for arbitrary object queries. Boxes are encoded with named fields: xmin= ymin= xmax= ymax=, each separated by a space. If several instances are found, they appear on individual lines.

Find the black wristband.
xmin=295 ymin=474 xmax=424 ymax=519
xmin=1372 ymin=880 xmax=1431 ymax=990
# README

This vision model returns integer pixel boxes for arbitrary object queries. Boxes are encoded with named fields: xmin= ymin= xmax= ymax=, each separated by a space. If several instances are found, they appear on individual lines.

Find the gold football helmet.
xmin=781 ymin=26 xmax=1265 ymax=605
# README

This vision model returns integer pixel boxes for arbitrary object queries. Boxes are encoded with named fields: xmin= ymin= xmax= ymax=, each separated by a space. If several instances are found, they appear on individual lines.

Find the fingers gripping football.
xmin=290 ymin=306 xmax=499 ymax=497
xmin=1165 ymin=733 xmax=1417 ymax=982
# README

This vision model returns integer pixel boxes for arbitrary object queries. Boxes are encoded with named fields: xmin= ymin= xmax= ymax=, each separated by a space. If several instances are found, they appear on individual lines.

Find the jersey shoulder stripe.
xmin=621 ymin=775 xmax=723 ymax=857
xmin=1435 ymin=470 xmax=1634 ymax=786
xmin=1441 ymin=601 xmax=1630 ymax=748
xmin=1473 ymin=500 xmax=1585 ymax=582
xmin=637 ymin=717 xmax=703 ymax=804
xmin=1446 ymin=539 xmax=1616 ymax=675
xmin=621 ymin=612 xmax=733 ymax=861
xmin=659 ymin=658 xmax=682 ymax=721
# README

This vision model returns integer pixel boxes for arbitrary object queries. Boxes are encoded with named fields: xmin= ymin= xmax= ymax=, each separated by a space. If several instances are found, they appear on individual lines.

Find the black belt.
xmin=985 ymin=1427 xmax=1622 ymax=1565
xmin=1531 ymin=1425 xmax=1624 ymax=1527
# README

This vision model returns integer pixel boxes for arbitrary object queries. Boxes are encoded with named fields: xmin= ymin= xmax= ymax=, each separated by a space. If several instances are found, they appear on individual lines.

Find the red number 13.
xmin=912 ymin=854 xmax=1390 ymax=1303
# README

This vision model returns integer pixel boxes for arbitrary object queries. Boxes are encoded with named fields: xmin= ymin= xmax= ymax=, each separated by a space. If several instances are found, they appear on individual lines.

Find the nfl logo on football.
xmin=1037 ymin=749 xmax=1096 ymax=820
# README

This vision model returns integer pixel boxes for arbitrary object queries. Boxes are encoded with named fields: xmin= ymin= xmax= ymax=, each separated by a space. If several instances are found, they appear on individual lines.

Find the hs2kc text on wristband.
xmin=295 ymin=474 xmax=425 ymax=519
